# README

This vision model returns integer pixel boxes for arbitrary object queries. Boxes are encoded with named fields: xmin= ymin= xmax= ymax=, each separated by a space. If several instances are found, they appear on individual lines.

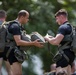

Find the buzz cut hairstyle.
xmin=0 ymin=10 xmax=6 ymax=18
xmin=55 ymin=9 xmax=68 ymax=17
xmin=18 ymin=10 xmax=27 ymax=18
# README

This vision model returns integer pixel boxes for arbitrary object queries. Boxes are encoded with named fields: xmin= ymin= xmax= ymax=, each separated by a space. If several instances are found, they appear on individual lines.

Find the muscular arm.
xmin=14 ymin=35 xmax=35 ymax=46
xmin=47 ymin=34 xmax=64 ymax=45
xmin=14 ymin=34 xmax=44 ymax=48
xmin=45 ymin=24 xmax=70 ymax=45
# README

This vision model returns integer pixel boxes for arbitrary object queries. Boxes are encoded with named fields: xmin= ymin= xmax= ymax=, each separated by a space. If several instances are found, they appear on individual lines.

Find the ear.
xmin=21 ymin=16 xmax=24 ymax=18
xmin=60 ymin=15 xmax=65 ymax=18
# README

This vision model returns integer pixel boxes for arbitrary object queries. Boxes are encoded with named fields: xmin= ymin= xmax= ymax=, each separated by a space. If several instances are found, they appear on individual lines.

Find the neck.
xmin=0 ymin=17 xmax=5 ymax=20
xmin=61 ymin=19 xmax=68 ymax=25
xmin=17 ymin=18 xmax=22 ymax=25
xmin=16 ymin=18 xmax=22 ymax=26
xmin=62 ymin=20 xmax=68 ymax=24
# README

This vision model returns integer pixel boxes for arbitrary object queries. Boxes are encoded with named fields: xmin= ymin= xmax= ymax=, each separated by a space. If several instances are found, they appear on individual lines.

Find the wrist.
xmin=30 ymin=41 xmax=35 ymax=46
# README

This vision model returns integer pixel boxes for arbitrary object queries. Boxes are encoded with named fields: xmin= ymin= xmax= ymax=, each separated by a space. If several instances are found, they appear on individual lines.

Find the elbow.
xmin=16 ymin=43 xmax=20 ymax=46
xmin=16 ymin=41 xmax=21 ymax=46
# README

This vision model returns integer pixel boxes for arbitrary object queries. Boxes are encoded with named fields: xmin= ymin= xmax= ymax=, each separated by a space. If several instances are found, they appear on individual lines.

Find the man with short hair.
xmin=0 ymin=10 xmax=13 ymax=75
xmin=4 ymin=10 xmax=44 ymax=75
xmin=45 ymin=9 xmax=75 ymax=75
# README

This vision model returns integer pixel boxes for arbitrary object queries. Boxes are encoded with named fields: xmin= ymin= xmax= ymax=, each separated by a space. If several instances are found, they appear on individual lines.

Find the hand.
xmin=45 ymin=34 xmax=53 ymax=38
xmin=44 ymin=34 xmax=53 ymax=42
xmin=44 ymin=34 xmax=50 ymax=38
xmin=33 ymin=39 xmax=44 ymax=48
xmin=49 ymin=36 xmax=53 ymax=38
xmin=44 ymin=37 xmax=50 ymax=42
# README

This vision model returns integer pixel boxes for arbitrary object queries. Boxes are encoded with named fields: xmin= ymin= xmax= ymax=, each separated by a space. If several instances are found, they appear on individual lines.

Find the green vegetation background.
xmin=0 ymin=0 xmax=76 ymax=75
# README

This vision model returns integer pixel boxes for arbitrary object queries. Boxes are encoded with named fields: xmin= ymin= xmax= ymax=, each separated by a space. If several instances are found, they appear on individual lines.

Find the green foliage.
xmin=0 ymin=0 xmax=76 ymax=74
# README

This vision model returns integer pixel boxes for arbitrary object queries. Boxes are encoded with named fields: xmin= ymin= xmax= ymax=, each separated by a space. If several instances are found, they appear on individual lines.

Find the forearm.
xmin=45 ymin=34 xmax=63 ymax=45
xmin=16 ymin=40 xmax=34 ymax=46
xmin=49 ymin=38 xmax=59 ymax=45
